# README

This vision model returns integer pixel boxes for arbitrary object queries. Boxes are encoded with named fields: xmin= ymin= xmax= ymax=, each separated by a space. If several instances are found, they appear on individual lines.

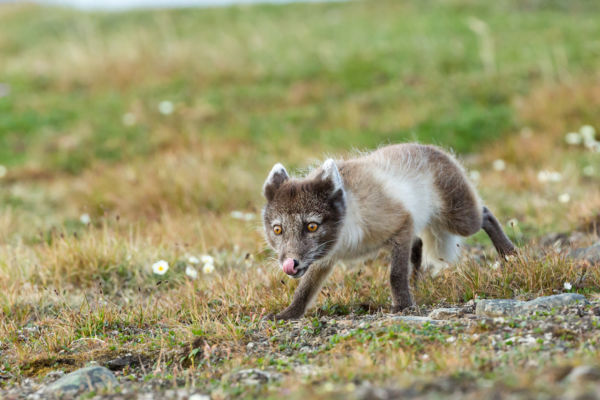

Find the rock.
xmin=106 ymin=354 xmax=137 ymax=371
xmin=521 ymin=293 xmax=588 ymax=312
xmin=42 ymin=366 xmax=118 ymax=396
xmin=189 ymin=395 xmax=211 ymax=400
xmin=428 ymin=308 xmax=463 ymax=319
xmin=476 ymin=294 xmax=588 ymax=317
xmin=388 ymin=316 xmax=445 ymax=326
xmin=475 ymin=299 xmax=525 ymax=317
xmin=228 ymin=369 xmax=281 ymax=385
xmin=569 ymin=243 xmax=600 ymax=265
xmin=564 ymin=365 xmax=600 ymax=383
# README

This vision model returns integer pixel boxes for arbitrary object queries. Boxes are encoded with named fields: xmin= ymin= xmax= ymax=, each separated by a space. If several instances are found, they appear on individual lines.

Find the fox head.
xmin=262 ymin=159 xmax=346 ymax=278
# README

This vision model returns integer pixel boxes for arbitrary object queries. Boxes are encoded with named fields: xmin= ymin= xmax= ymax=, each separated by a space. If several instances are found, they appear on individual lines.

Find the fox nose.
xmin=282 ymin=258 xmax=299 ymax=275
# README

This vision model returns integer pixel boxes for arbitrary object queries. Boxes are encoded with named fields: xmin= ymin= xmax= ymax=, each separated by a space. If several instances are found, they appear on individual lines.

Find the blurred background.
xmin=1 ymin=0 xmax=599 ymax=257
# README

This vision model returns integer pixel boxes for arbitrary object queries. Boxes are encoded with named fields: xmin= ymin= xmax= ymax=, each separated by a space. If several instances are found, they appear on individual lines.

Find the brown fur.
xmin=263 ymin=143 xmax=516 ymax=320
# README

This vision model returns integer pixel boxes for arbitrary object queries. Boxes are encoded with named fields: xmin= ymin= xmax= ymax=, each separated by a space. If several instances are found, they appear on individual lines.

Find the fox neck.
xmin=328 ymin=189 xmax=370 ymax=260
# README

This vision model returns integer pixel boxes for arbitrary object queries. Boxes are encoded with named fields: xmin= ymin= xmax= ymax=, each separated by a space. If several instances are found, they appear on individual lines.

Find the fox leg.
xmin=390 ymin=231 xmax=415 ymax=313
xmin=410 ymin=237 xmax=423 ymax=274
xmin=271 ymin=261 xmax=334 ymax=320
xmin=482 ymin=206 xmax=517 ymax=258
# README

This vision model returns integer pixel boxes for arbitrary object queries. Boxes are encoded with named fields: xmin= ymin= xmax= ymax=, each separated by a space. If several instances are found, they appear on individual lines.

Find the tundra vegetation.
xmin=0 ymin=0 xmax=600 ymax=398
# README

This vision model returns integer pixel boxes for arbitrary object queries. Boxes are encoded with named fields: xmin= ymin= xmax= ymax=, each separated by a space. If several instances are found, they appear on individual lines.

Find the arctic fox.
xmin=262 ymin=143 xmax=516 ymax=320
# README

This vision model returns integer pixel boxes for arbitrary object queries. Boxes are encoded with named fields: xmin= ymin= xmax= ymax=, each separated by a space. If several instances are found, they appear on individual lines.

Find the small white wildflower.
xmin=469 ymin=170 xmax=481 ymax=182
xmin=122 ymin=112 xmax=136 ymax=126
xmin=79 ymin=213 xmax=91 ymax=225
xmin=421 ymin=354 xmax=430 ymax=360
xmin=0 ymin=165 xmax=7 ymax=179
xmin=508 ymin=218 xmax=519 ymax=228
xmin=185 ymin=265 xmax=198 ymax=279
xmin=188 ymin=256 xmax=200 ymax=265
xmin=152 ymin=260 xmax=169 ymax=275
xmin=492 ymin=159 xmax=506 ymax=171
xmin=231 ymin=211 xmax=256 ymax=221
xmin=537 ymin=170 xmax=562 ymax=183
xmin=446 ymin=336 xmax=456 ymax=343
xmin=583 ymin=165 xmax=594 ymax=177
xmin=558 ymin=193 xmax=571 ymax=203
xmin=158 ymin=100 xmax=174 ymax=115
xmin=202 ymin=263 xmax=215 ymax=274
xmin=563 ymin=282 xmax=572 ymax=291
xmin=564 ymin=132 xmax=582 ymax=145
xmin=491 ymin=261 xmax=501 ymax=270
xmin=200 ymin=255 xmax=214 ymax=265
xmin=580 ymin=125 xmax=596 ymax=141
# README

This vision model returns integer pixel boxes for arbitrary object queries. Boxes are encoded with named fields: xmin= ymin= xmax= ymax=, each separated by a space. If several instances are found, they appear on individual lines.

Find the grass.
xmin=1 ymin=0 xmax=600 ymax=398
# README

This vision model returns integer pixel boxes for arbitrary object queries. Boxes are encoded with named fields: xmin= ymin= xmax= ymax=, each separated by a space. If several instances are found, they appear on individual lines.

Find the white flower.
xmin=580 ymin=125 xmax=596 ymax=141
xmin=200 ymin=255 xmax=214 ymax=265
xmin=230 ymin=211 xmax=255 ymax=221
xmin=508 ymin=218 xmax=518 ymax=228
xmin=583 ymin=165 xmax=594 ymax=177
xmin=185 ymin=265 xmax=198 ymax=279
xmin=537 ymin=170 xmax=562 ymax=183
xmin=79 ymin=213 xmax=91 ymax=225
xmin=469 ymin=170 xmax=481 ymax=182
xmin=202 ymin=263 xmax=215 ymax=274
xmin=0 ymin=165 xmax=6 ymax=179
xmin=563 ymin=282 xmax=572 ymax=290
xmin=152 ymin=260 xmax=169 ymax=275
xmin=558 ymin=193 xmax=571 ymax=203
xmin=188 ymin=256 xmax=200 ymax=265
xmin=491 ymin=261 xmax=500 ymax=270
xmin=446 ymin=336 xmax=456 ymax=343
xmin=158 ymin=100 xmax=174 ymax=115
xmin=122 ymin=113 xmax=136 ymax=126
xmin=565 ymin=132 xmax=582 ymax=145
xmin=492 ymin=159 xmax=506 ymax=171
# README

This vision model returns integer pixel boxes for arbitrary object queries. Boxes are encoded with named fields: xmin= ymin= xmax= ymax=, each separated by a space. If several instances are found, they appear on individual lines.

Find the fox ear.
xmin=320 ymin=159 xmax=344 ymax=193
xmin=263 ymin=163 xmax=289 ymax=201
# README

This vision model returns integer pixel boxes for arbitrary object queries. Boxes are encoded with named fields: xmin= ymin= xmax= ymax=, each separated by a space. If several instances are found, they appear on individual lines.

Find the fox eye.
xmin=307 ymin=222 xmax=319 ymax=232
xmin=273 ymin=225 xmax=283 ymax=235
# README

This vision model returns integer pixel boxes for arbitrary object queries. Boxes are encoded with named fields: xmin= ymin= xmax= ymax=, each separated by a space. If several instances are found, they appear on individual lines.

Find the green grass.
xmin=2 ymin=0 xmax=600 ymax=172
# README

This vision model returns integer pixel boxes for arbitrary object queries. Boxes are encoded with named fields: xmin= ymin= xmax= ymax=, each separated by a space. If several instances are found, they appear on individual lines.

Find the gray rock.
xmin=569 ymin=243 xmax=600 ymax=265
xmin=42 ymin=366 xmax=118 ymax=396
xmin=565 ymin=365 xmax=600 ymax=383
xmin=228 ymin=368 xmax=281 ymax=385
xmin=475 ymin=299 xmax=525 ymax=317
xmin=476 ymin=294 xmax=588 ymax=317
xmin=428 ymin=308 xmax=463 ymax=320
xmin=388 ymin=316 xmax=444 ymax=326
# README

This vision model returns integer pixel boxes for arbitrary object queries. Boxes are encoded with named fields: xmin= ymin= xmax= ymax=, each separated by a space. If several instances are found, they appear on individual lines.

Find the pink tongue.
xmin=282 ymin=258 xmax=297 ymax=275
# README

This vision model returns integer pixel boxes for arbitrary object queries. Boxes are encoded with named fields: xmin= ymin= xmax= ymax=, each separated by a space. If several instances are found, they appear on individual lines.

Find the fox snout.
xmin=282 ymin=258 xmax=299 ymax=275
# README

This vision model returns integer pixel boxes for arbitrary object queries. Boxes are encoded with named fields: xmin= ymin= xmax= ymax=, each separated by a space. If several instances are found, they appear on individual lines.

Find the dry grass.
xmin=1 ymin=1 xmax=600 ymax=398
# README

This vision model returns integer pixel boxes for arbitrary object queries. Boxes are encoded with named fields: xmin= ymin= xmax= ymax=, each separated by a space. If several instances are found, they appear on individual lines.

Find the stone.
xmin=228 ymin=369 xmax=281 ymax=385
xmin=475 ymin=299 xmax=525 ymax=317
xmin=388 ymin=316 xmax=445 ymax=326
xmin=564 ymin=365 xmax=600 ymax=383
xmin=106 ymin=354 xmax=137 ymax=371
xmin=42 ymin=366 xmax=118 ymax=396
xmin=476 ymin=294 xmax=588 ymax=317
xmin=189 ymin=395 xmax=211 ymax=400
xmin=428 ymin=308 xmax=463 ymax=319
xmin=569 ymin=243 xmax=600 ymax=265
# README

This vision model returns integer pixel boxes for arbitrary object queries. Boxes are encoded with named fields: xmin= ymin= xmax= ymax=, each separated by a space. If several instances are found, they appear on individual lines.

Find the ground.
xmin=0 ymin=0 xmax=600 ymax=399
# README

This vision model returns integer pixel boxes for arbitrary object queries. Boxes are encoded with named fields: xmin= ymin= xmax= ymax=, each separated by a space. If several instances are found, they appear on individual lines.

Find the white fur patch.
xmin=332 ymin=191 xmax=364 ymax=254
xmin=371 ymin=166 xmax=440 ymax=235
xmin=321 ymin=159 xmax=344 ymax=192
